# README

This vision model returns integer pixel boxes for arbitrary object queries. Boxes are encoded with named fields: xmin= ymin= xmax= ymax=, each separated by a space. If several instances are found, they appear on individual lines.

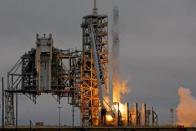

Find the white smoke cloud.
xmin=176 ymin=87 xmax=196 ymax=127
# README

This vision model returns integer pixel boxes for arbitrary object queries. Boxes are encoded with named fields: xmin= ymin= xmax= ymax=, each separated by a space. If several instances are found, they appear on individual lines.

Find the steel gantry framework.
xmin=4 ymin=2 xmax=110 ymax=126
xmin=3 ymin=1 xmax=159 ymax=128
xmin=80 ymin=5 xmax=109 ymax=126
xmin=4 ymin=34 xmax=81 ymax=126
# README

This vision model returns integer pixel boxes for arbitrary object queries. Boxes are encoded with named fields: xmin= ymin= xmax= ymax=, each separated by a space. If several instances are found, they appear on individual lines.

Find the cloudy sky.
xmin=0 ymin=0 xmax=196 ymax=126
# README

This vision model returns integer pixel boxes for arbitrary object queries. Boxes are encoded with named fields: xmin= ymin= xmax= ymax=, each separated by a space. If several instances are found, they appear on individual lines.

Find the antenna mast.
xmin=93 ymin=0 xmax=98 ymax=15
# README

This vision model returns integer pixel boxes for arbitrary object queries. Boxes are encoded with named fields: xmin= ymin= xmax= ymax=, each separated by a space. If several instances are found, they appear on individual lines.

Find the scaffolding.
xmin=2 ymin=1 xmax=159 ymax=128
xmin=80 ymin=11 xmax=109 ymax=127
xmin=4 ymin=34 xmax=81 ymax=126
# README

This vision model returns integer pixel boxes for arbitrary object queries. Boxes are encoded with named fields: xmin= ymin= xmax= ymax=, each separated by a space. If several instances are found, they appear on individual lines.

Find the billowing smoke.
xmin=176 ymin=87 xmax=196 ymax=127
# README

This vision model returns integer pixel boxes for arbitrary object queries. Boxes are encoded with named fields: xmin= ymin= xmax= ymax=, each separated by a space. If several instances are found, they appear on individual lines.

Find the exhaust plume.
xmin=110 ymin=6 xmax=131 ymax=124
xmin=176 ymin=87 xmax=196 ymax=127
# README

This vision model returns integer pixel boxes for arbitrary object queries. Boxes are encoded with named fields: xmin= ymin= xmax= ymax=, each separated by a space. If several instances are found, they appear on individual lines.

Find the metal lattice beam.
xmin=4 ymin=34 xmax=81 ymax=126
xmin=81 ymin=13 xmax=109 ymax=127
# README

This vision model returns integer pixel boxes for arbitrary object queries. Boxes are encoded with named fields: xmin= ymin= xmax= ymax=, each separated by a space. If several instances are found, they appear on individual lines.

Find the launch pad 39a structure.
xmin=1 ymin=0 xmax=161 ymax=129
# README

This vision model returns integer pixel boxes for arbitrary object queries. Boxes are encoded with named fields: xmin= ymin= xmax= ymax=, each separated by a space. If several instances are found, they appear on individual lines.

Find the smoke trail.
xmin=176 ymin=87 xmax=196 ymax=127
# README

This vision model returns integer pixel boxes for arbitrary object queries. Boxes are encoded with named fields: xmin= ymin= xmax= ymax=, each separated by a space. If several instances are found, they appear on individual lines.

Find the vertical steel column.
xmin=5 ymin=73 xmax=15 ymax=126
xmin=15 ymin=93 xmax=18 ymax=130
xmin=127 ymin=103 xmax=129 ymax=126
xmin=58 ymin=106 xmax=62 ymax=129
xmin=72 ymin=105 xmax=74 ymax=127
xmin=117 ymin=102 xmax=120 ymax=126
xmin=2 ymin=77 xmax=4 ymax=129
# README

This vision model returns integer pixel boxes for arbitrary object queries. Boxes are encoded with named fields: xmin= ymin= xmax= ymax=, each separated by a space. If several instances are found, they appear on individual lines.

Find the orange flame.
xmin=113 ymin=80 xmax=129 ymax=103
xmin=111 ymin=79 xmax=130 ymax=123
xmin=106 ymin=114 xmax=114 ymax=122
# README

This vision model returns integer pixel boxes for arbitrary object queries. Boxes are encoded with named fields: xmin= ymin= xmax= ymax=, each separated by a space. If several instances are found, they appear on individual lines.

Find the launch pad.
xmin=2 ymin=126 xmax=195 ymax=131
xmin=2 ymin=0 xmax=159 ymax=128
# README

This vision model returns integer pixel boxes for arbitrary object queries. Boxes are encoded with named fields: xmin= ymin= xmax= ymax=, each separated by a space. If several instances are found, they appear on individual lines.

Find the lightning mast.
xmin=93 ymin=0 xmax=98 ymax=15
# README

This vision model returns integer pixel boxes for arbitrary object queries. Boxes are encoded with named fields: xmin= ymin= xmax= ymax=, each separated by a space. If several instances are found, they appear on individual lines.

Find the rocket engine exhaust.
xmin=108 ymin=6 xmax=130 ymax=126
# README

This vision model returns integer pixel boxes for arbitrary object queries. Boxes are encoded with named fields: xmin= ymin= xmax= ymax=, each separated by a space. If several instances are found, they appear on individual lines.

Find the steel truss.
xmin=81 ymin=13 xmax=109 ymax=127
xmin=4 ymin=34 xmax=81 ymax=126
